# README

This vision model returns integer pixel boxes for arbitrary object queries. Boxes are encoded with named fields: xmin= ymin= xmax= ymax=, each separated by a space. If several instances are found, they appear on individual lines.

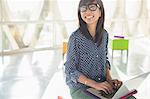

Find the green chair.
xmin=110 ymin=38 xmax=129 ymax=63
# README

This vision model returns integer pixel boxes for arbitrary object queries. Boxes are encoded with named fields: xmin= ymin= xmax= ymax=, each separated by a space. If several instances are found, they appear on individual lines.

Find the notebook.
xmin=86 ymin=72 xmax=150 ymax=99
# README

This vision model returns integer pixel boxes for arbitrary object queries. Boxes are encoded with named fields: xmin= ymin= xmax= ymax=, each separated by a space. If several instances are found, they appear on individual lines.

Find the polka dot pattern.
xmin=64 ymin=29 xmax=111 ymax=89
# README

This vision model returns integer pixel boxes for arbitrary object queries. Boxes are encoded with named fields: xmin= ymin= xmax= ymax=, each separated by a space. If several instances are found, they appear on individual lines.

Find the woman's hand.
xmin=93 ymin=81 xmax=114 ymax=94
xmin=107 ymin=79 xmax=122 ymax=90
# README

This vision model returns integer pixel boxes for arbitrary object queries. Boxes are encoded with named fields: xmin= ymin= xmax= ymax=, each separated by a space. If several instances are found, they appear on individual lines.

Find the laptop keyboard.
xmin=98 ymin=89 xmax=118 ymax=98
xmin=86 ymin=85 xmax=122 ymax=99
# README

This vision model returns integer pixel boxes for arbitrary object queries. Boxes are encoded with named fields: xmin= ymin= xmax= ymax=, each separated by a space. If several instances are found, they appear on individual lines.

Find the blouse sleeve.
xmin=64 ymin=34 xmax=82 ymax=83
xmin=106 ymin=33 xmax=111 ymax=69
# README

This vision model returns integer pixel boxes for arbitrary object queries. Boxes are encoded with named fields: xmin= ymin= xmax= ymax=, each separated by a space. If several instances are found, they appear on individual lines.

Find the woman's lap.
xmin=70 ymin=88 xmax=93 ymax=99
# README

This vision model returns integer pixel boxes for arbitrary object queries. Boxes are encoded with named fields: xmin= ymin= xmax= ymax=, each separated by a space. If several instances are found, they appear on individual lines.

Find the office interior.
xmin=0 ymin=0 xmax=150 ymax=99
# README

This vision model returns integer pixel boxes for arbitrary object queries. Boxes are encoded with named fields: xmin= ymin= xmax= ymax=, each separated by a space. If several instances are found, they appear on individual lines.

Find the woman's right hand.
xmin=93 ymin=81 xmax=114 ymax=94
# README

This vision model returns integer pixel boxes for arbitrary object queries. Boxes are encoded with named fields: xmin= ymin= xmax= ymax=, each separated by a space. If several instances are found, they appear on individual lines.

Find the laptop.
xmin=86 ymin=72 xmax=150 ymax=99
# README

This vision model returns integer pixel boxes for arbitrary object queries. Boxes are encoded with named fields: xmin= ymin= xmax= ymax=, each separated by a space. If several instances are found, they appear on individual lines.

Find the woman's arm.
xmin=78 ymin=73 xmax=114 ymax=93
xmin=105 ymin=64 xmax=122 ymax=89
xmin=106 ymin=64 xmax=112 ymax=81
xmin=78 ymin=74 xmax=97 ymax=88
xmin=64 ymin=34 xmax=82 ymax=83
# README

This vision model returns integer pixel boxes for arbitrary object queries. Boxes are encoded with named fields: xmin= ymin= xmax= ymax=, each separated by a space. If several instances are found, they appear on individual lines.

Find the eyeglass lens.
xmin=80 ymin=4 xmax=99 ymax=12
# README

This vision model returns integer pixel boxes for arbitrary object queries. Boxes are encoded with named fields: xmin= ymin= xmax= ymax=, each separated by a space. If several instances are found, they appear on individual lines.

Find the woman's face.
xmin=80 ymin=3 xmax=101 ymax=26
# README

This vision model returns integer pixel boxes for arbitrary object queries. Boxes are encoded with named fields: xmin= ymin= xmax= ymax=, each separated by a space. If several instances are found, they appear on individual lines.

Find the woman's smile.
xmin=85 ymin=15 xmax=94 ymax=20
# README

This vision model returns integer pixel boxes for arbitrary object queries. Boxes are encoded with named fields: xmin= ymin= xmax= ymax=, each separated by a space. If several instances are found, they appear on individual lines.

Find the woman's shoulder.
xmin=70 ymin=28 xmax=83 ymax=39
xmin=103 ymin=29 xmax=109 ymax=35
xmin=103 ymin=29 xmax=109 ymax=39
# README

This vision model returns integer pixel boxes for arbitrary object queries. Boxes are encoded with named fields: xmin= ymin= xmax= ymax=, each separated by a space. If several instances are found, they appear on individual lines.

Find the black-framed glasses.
xmin=79 ymin=3 xmax=100 ymax=12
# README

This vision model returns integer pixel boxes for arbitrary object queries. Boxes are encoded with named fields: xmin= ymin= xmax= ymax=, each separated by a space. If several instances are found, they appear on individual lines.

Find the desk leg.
xmin=112 ymin=50 xmax=113 ymax=59
xmin=127 ymin=50 xmax=128 ymax=63
xmin=121 ymin=50 xmax=123 ymax=63
xmin=112 ymin=50 xmax=114 ymax=64
xmin=121 ymin=50 xmax=123 ymax=57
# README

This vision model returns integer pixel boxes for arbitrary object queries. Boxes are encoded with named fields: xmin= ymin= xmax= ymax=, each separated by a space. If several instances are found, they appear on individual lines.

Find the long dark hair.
xmin=78 ymin=0 xmax=105 ymax=46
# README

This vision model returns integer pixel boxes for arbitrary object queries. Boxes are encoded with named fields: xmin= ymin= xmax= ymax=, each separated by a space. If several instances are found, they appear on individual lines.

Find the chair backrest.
xmin=63 ymin=41 xmax=68 ymax=56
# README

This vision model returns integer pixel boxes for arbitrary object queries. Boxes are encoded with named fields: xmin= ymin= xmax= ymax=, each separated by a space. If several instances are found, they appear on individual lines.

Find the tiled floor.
xmin=0 ymin=50 xmax=62 ymax=99
xmin=0 ymin=38 xmax=150 ymax=99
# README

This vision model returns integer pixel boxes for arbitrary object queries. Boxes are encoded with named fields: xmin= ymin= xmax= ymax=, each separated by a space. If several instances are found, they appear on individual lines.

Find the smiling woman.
xmin=64 ymin=0 xmax=122 ymax=99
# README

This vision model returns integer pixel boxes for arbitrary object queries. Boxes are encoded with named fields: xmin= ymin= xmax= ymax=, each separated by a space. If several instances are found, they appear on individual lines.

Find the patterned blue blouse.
xmin=64 ymin=29 xmax=110 ymax=89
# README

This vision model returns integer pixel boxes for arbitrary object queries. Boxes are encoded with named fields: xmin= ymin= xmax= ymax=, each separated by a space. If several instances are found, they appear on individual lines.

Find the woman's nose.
xmin=84 ymin=8 xmax=92 ymax=14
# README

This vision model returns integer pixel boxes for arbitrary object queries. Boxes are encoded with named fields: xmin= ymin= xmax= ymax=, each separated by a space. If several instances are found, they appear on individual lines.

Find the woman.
xmin=64 ymin=0 xmax=122 ymax=98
